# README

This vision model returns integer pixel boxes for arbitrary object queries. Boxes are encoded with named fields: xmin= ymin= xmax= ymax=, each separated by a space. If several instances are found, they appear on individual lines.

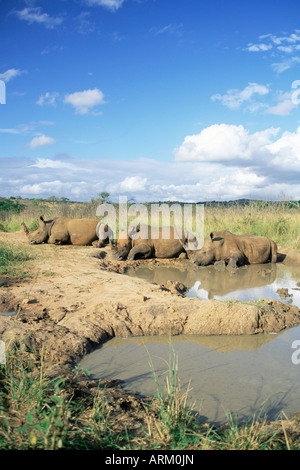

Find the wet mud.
xmin=1 ymin=230 xmax=300 ymax=426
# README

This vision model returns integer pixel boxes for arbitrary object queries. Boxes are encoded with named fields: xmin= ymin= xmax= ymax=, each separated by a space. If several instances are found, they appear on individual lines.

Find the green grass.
xmin=0 ymin=242 xmax=32 ymax=276
xmin=0 ymin=345 xmax=128 ymax=450
xmin=0 ymin=342 xmax=298 ymax=450
xmin=1 ymin=199 xmax=300 ymax=249
xmin=203 ymin=200 xmax=300 ymax=249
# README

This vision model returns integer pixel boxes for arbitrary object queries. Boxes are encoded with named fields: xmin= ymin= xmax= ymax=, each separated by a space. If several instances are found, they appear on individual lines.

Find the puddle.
xmin=79 ymin=262 xmax=300 ymax=425
xmin=127 ymin=263 xmax=300 ymax=307
xmin=80 ymin=328 xmax=300 ymax=426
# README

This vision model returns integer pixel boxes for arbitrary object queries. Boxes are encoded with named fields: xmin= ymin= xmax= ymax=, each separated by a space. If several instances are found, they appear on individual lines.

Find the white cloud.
xmin=277 ymin=45 xmax=294 ymax=53
xmin=247 ymin=43 xmax=273 ymax=52
xmin=211 ymin=82 xmax=269 ymax=110
xmin=64 ymin=88 xmax=105 ymax=115
xmin=76 ymin=12 xmax=95 ymax=35
xmin=29 ymin=158 xmax=80 ymax=171
xmin=28 ymin=134 xmax=56 ymax=149
xmin=85 ymin=0 xmax=125 ymax=11
xmin=120 ymin=176 xmax=148 ymax=192
xmin=0 ymin=128 xmax=21 ymax=134
xmin=272 ymin=57 xmax=300 ymax=74
xmin=266 ymin=127 xmax=300 ymax=169
xmin=0 ymin=122 xmax=54 ymax=135
xmin=247 ymin=30 xmax=300 ymax=53
xmin=36 ymin=92 xmax=59 ymax=106
xmin=266 ymin=91 xmax=297 ymax=116
xmin=0 ymin=68 xmax=26 ymax=83
xmin=246 ymin=29 xmax=300 ymax=73
xmin=174 ymin=124 xmax=279 ymax=163
xmin=12 ymin=7 xmax=63 ymax=29
xmin=150 ymin=23 xmax=183 ymax=37
xmin=2 ymin=125 xmax=300 ymax=202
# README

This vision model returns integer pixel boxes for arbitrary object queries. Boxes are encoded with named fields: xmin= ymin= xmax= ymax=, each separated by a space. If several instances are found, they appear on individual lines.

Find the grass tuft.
xmin=0 ymin=242 xmax=32 ymax=276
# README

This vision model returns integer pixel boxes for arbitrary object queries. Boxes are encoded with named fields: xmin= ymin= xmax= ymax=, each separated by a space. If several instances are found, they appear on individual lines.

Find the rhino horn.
xmin=21 ymin=222 xmax=30 ymax=237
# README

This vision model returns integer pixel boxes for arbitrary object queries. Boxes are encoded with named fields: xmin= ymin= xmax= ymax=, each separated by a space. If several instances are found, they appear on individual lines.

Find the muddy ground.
xmin=1 ymin=229 xmax=300 ymax=433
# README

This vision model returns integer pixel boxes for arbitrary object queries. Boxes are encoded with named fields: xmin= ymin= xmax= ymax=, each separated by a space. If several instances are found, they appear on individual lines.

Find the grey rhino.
xmin=190 ymin=230 xmax=277 ymax=268
xmin=22 ymin=216 xmax=113 ymax=247
xmin=114 ymin=224 xmax=197 ymax=260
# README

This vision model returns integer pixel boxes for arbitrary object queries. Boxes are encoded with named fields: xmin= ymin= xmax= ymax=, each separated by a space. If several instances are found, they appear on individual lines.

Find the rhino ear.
xmin=21 ymin=222 xmax=30 ymax=237
xmin=210 ymin=232 xmax=224 ymax=244
xmin=40 ymin=215 xmax=45 ymax=223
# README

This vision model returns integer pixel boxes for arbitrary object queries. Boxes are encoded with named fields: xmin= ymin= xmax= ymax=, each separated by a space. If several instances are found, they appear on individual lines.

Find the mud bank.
xmin=0 ymin=231 xmax=300 ymax=373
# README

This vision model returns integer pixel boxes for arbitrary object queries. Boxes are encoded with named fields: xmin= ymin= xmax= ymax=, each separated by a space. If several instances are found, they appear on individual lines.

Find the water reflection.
xmin=127 ymin=263 xmax=300 ymax=307
xmin=80 ymin=327 xmax=300 ymax=425
xmin=79 ymin=262 xmax=300 ymax=426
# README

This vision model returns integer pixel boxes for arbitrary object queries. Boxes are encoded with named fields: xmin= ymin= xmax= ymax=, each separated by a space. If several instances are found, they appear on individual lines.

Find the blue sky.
xmin=1 ymin=0 xmax=300 ymax=202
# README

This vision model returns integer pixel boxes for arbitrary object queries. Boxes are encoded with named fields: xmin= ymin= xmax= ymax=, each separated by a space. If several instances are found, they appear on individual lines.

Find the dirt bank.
xmin=1 ymin=230 xmax=300 ymax=373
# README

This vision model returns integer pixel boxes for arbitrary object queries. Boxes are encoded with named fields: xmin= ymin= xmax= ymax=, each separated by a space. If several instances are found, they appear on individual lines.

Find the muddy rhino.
xmin=113 ymin=224 xmax=197 ymax=260
xmin=22 ymin=216 xmax=113 ymax=247
xmin=190 ymin=230 xmax=277 ymax=268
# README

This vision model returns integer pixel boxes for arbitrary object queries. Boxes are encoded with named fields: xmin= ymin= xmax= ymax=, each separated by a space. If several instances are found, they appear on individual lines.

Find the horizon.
xmin=1 ymin=0 xmax=300 ymax=203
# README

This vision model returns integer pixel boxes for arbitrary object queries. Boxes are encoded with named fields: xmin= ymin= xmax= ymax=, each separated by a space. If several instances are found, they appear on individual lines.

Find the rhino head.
xmin=192 ymin=232 xmax=225 ymax=266
xmin=113 ymin=224 xmax=141 ymax=260
xmin=96 ymin=222 xmax=114 ymax=247
xmin=22 ymin=216 xmax=50 ymax=244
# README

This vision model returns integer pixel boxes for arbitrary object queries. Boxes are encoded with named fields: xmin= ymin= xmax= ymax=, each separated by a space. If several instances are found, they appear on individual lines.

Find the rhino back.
xmin=67 ymin=218 xmax=98 ymax=245
xmin=132 ymin=225 xmax=186 ymax=258
xmin=233 ymin=235 xmax=273 ymax=264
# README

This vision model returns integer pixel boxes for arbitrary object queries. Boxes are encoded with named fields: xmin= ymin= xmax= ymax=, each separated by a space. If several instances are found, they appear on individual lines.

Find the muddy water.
xmin=127 ymin=262 xmax=300 ymax=305
xmin=80 ymin=263 xmax=300 ymax=425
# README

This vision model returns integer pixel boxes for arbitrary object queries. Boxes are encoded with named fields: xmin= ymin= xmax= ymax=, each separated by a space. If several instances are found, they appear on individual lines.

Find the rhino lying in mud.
xmin=190 ymin=230 xmax=277 ymax=268
xmin=22 ymin=216 xmax=113 ymax=247
xmin=113 ymin=224 xmax=197 ymax=260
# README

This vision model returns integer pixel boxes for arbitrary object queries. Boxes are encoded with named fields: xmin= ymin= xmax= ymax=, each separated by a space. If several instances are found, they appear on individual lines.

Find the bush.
xmin=0 ymin=198 xmax=25 ymax=217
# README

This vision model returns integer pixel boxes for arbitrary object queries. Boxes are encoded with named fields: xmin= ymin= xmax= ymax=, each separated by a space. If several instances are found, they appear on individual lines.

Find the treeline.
xmin=1 ymin=195 xmax=300 ymax=216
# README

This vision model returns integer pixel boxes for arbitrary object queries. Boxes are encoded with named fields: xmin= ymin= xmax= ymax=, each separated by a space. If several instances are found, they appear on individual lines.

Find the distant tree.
xmin=98 ymin=192 xmax=110 ymax=204
xmin=0 ymin=197 xmax=25 ymax=214
xmin=90 ymin=192 xmax=111 ymax=206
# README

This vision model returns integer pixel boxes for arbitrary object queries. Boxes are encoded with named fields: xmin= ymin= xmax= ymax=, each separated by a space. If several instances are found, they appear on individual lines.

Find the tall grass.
xmin=203 ymin=201 xmax=300 ymax=249
xmin=145 ymin=344 xmax=202 ymax=449
xmin=0 ymin=346 xmax=127 ymax=450
xmin=0 ymin=342 xmax=298 ymax=449
xmin=1 ymin=199 xmax=299 ymax=248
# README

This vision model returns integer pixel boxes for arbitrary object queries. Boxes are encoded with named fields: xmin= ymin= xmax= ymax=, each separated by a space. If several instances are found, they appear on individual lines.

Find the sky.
xmin=1 ymin=0 xmax=300 ymax=202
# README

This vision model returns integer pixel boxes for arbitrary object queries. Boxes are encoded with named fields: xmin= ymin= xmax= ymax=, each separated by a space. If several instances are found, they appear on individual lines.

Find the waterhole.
xmin=127 ymin=262 xmax=300 ymax=304
xmin=80 ymin=262 xmax=300 ymax=425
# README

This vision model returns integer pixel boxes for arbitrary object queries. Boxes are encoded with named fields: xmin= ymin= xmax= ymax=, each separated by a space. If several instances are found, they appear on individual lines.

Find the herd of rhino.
xmin=21 ymin=215 xmax=278 ymax=269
